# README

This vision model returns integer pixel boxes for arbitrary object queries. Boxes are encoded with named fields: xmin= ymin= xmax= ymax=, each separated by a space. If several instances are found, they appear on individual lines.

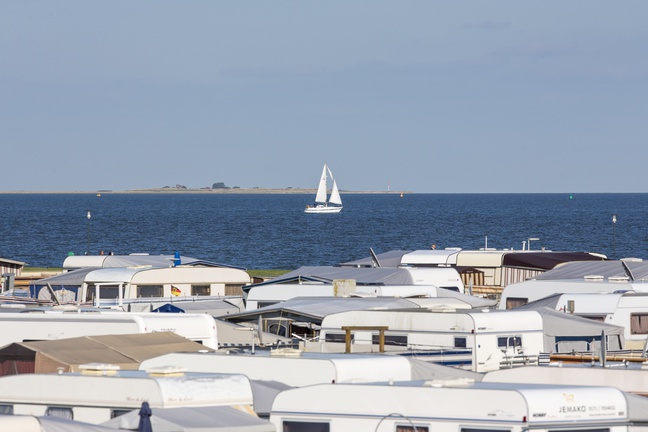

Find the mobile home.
xmin=313 ymin=309 xmax=545 ymax=372
xmin=30 ymin=265 xmax=251 ymax=307
xmin=0 ymin=368 xmax=254 ymax=424
xmin=499 ymin=278 xmax=648 ymax=310
xmin=139 ymin=351 xmax=481 ymax=388
xmin=269 ymin=381 xmax=633 ymax=432
xmin=0 ymin=311 xmax=218 ymax=348
xmin=254 ymin=266 xmax=465 ymax=294
xmin=244 ymin=282 xmax=494 ymax=311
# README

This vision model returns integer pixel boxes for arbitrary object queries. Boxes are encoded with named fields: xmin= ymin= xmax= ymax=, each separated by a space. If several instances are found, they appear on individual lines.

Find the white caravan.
xmin=269 ymin=380 xmax=632 ymax=432
xmin=483 ymin=365 xmax=648 ymax=397
xmin=499 ymin=278 xmax=648 ymax=310
xmin=0 ymin=368 xmax=254 ymax=424
xmin=261 ymin=266 xmax=465 ymax=295
xmin=140 ymin=351 xmax=434 ymax=387
xmin=312 ymin=309 xmax=545 ymax=372
xmin=31 ymin=265 xmax=251 ymax=308
xmin=0 ymin=311 xmax=218 ymax=348
xmin=245 ymin=282 xmax=486 ymax=311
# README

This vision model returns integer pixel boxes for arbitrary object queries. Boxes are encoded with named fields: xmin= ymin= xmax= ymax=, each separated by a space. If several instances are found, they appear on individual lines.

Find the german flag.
xmin=171 ymin=286 xmax=181 ymax=296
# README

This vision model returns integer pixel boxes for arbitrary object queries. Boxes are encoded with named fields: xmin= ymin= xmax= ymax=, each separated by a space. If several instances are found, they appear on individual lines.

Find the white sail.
xmin=329 ymin=179 xmax=342 ymax=206
xmin=314 ymin=164 xmax=328 ymax=204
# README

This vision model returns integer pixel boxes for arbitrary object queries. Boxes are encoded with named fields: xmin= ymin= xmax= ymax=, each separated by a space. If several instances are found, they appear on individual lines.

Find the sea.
xmin=1 ymin=193 xmax=646 ymax=269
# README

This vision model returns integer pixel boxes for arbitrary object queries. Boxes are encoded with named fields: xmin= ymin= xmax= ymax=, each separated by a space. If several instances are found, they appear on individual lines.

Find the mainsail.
xmin=314 ymin=164 xmax=328 ymax=204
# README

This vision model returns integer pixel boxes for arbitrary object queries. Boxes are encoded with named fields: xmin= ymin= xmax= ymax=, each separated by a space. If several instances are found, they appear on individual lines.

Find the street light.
xmin=86 ymin=211 xmax=92 ymax=255
xmin=527 ymin=237 xmax=540 ymax=251
xmin=612 ymin=214 xmax=617 ymax=260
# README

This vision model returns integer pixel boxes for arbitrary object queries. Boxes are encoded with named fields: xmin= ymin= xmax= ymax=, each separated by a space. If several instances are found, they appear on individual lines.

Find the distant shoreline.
xmin=0 ymin=188 xmax=408 ymax=195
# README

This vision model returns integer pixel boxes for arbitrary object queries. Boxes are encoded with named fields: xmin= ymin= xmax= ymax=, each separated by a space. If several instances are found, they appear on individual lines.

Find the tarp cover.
xmin=502 ymin=252 xmax=606 ymax=271
xmin=0 ymin=332 xmax=214 ymax=374
xmin=524 ymin=307 xmax=625 ymax=352
xmin=535 ymin=260 xmax=648 ymax=281
xmin=272 ymin=266 xmax=417 ymax=285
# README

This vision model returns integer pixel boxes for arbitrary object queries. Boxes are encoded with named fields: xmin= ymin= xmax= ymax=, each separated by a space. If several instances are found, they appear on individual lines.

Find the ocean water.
xmin=1 ymin=193 xmax=646 ymax=269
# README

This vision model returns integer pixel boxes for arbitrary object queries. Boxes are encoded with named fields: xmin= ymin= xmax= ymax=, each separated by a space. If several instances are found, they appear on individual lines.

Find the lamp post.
xmin=612 ymin=214 xmax=617 ymax=260
xmin=86 ymin=210 xmax=92 ymax=255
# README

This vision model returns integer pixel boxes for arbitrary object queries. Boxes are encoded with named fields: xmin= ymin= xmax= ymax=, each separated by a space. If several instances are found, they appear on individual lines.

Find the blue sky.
xmin=2 ymin=2 xmax=647 ymax=193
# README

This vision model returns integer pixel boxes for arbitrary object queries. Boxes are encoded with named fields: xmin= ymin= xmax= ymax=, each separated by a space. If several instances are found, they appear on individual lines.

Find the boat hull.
xmin=304 ymin=205 xmax=342 ymax=214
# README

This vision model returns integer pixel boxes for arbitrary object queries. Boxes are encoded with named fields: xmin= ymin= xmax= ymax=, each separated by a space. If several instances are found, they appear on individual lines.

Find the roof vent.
xmin=146 ymin=366 xmax=186 ymax=377
xmin=270 ymin=347 xmax=302 ymax=357
xmin=583 ymin=275 xmax=604 ymax=281
xmin=424 ymin=377 xmax=475 ymax=388
xmin=609 ymin=276 xmax=630 ymax=282
xmin=79 ymin=363 xmax=120 ymax=376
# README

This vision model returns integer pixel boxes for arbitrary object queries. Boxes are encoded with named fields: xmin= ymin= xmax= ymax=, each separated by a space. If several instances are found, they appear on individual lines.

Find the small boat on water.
xmin=305 ymin=163 xmax=342 ymax=213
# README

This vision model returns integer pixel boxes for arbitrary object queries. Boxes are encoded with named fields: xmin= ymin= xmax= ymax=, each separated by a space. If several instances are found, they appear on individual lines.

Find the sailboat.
xmin=304 ymin=163 xmax=343 ymax=213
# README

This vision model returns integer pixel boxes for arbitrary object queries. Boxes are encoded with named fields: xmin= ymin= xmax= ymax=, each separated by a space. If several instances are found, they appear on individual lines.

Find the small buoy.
xmin=569 ymin=194 xmax=573 ymax=200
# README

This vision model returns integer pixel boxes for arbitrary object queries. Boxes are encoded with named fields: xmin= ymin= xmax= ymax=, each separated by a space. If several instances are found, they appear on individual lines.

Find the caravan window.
xmin=85 ymin=284 xmax=123 ymax=302
xmin=325 ymin=333 xmax=351 ymax=343
xmin=137 ymin=285 xmax=163 ymax=297
xmin=498 ymin=336 xmax=522 ymax=349
xmin=454 ymin=337 xmax=467 ymax=348
xmin=631 ymin=314 xmax=648 ymax=334
xmin=505 ymin=297 xmax=528 ymax=309
xmin=283 ymin=420 xmax=330 ymax=432
xmin=0 ymin=404 xmax=13 ymax=415
xmin=192 ymin=285 xmax=210 ymax=296
xmin=46 ymin=406 xmax=73 ymax=419
xmin=549 ymin=429 xmax=609 ymax=432
xmin=397 ymin=426 xmax=429 ymax=432
xmin=225 ymin=284 xmax=244 ymax=296
xmin=461 ymin=429 xmax=511 ymax=432
xmin=580 ymin=315 xmax=606 ymax=322
xmin=111 ymin=409 xmax=131 ymax=419
xmin=372 ymin=334 xmax=407 ymax=346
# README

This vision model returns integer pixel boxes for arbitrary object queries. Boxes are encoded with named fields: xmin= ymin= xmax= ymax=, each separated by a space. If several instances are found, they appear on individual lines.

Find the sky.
xmin=2 ymin=2 xmax=647 ymax=193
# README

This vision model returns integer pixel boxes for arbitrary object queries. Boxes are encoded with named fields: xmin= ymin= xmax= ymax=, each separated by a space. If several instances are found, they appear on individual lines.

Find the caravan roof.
xmin=140 ymin=351 xmax=482 ymax=388
xmin=225 ymin=296 xmax=422 ymax=324
xmin=62 ymin=254 xmax=246 ymax=271
xmin=0 ymin=370 xmax=253 ymax=409
xmin=400 ymin=249 xmax=461 ymax=266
